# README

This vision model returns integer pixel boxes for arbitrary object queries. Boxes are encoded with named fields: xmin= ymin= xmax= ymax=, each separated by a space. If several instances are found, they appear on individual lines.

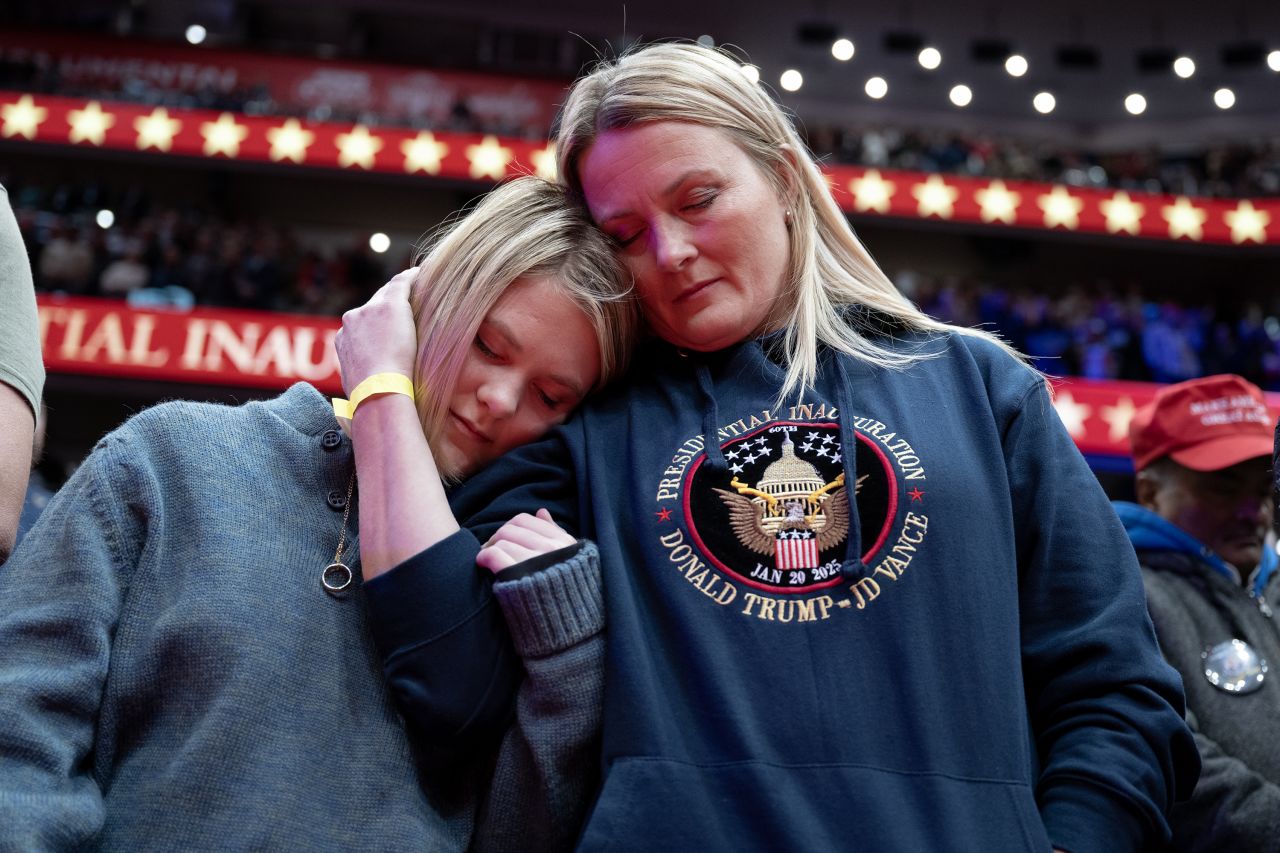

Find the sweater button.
xmin=321 ymin=430 xmax=342 ymax=450
xmin=326 ymin=489 xmax=348 ymax=511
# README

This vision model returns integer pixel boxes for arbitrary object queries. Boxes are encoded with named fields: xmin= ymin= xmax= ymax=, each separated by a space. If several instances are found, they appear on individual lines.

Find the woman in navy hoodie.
xmin=345 ymin=44 xmax=1199 ymax=853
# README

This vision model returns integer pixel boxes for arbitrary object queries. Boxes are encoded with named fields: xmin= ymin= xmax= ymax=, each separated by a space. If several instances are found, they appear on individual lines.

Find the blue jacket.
xmin=372 ymin=330 xmax=1199 ymax=852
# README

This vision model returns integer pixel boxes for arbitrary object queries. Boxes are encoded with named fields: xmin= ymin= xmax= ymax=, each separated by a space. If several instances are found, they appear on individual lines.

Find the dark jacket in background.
xmin=1117 ymin=501 xmax=1280 ymax=853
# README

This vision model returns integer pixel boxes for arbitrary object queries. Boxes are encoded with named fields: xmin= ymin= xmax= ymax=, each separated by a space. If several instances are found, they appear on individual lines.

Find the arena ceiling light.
xmin=865 ymin=76 xmax=888 ymax=99
xmin=1214 ymin=87 xmax=1236 ymax=109
xmin=696 ymin=35 xmax=715 ymax=47
xmin=185 ymin=24 xmax=207 ymax=45
xmin=1268 ymin=50 xmax=1280 ymax=72
xmin=96 ymin=209 xmax=115 ymax=229
xmin=831 ymin=38 xmax=855 ymax=61
xmin=918 ymin=47 xmax=942 ymax=70
xmin=740 ymin=64 xmax=761 ymax=84
xmin=1004 ymin=55 xmax=1028 ymax=77
xmin=1173 ymin=56 xmax=1196 ymax=78
xmin=780 ymin=69 xmax=804 ymax=92
xmin=1124 ymin=93 xmax=1147 ymax=115
xmin=369 ymin=233 xmax=391 ymax=253
xmin=949 ymin=84 xmax=973 ymax=107
xmin=1033 ymin=92 xmax=1056 ymax=114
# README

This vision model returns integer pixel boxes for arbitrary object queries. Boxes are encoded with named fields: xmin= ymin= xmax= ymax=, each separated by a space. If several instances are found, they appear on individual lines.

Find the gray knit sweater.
xmin=0 ymin=383 xmax=604 ymax=852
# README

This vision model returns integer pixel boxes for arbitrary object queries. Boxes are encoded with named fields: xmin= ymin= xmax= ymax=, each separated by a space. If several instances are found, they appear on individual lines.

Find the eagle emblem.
xmin=713 ymin=436 xmax=863 ymax=563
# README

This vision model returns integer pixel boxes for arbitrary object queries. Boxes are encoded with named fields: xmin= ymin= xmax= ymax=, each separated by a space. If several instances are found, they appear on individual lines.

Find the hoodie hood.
xmin=1114 ymin=500 xmax=1277 ymax=598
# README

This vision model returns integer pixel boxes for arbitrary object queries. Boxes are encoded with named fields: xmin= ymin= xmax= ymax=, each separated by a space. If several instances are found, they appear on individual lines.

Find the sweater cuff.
xmin=1040 ymin=778 xmax=1148 ymax=853
xmin=492 ymin=540 xmax=603 ymax=659
xmin=363 ymin=528 xmax=488 ymax=661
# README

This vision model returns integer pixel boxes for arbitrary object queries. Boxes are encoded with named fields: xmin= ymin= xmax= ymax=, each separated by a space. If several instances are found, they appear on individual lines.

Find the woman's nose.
xmin=652 ymin=219 xmax=696 ymax=272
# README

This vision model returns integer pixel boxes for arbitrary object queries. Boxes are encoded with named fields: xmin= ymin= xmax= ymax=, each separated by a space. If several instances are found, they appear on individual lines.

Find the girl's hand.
xmin=477 ymin=509 xmax=576 ymax=574
xmin=335 ymin=267 xmax=420 ymax=397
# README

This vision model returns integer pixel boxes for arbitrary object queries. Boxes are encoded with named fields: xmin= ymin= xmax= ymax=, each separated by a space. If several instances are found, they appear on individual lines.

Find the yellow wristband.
xmin=332 ymin=372 xmax=415 ymax=423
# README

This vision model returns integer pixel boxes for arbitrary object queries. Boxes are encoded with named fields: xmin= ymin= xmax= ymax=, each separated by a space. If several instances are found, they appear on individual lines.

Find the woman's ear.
xmin=773 ymin=144 xmax=802 ymax=211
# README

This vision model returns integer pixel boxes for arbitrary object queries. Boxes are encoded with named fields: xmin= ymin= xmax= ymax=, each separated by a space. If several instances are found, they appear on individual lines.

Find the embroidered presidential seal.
xmin=652 ymin=405 xmax=931 ymax=623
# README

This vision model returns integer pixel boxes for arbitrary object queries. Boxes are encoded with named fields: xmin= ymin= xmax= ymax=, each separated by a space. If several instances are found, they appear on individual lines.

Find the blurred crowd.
xmin=8 ymin=177 xmax=393 ymax=316
xmin=899 ymin=271 xmax=1280 ymax=390
xmin=5 ymin=52 xmax=1280 ymax=196
xmin=806 ymin=125 xmax=1280 ymax=200
xmin=0 ymin=53 xmax=541 ymax=138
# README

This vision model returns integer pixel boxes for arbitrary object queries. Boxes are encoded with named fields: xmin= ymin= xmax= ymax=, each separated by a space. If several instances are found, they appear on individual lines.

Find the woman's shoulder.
xmin=101 ymin=385 xmax=323 ymax=471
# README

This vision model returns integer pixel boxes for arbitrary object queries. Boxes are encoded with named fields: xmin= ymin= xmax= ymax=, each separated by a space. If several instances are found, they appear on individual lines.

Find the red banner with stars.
xmin=2 ymin=90 xmax=1275 ymax=246
xmin=1048 ymin=377 xmax=1280 ymax=458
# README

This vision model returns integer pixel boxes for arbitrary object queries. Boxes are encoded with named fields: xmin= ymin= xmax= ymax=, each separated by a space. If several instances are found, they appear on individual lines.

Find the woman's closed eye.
xmin=475 ymin=334 xmax=501 ymax=360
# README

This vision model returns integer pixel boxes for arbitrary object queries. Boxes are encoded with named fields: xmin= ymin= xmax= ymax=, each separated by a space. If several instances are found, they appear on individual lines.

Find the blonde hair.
xmin=408 ymin=176 xmax=638 ymax=461
xmin=556 ymin=42 xmax=1032 ymax=402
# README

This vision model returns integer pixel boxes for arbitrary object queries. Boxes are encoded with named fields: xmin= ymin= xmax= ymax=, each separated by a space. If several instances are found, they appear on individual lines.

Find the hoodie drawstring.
xmin=694 ymin=361 xmax=729 ymax=474
xmin=833 ymin=356 xmax=866 ymax=580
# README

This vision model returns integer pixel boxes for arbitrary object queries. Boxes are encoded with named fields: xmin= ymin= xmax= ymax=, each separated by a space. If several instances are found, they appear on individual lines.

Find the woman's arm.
xmin=336 ymin=268 xmax=458 ymax=579
xmin=1005 ymin=378 xmax=1199 ymax=853
xmin=473 ymin=515 xmax=605 ymax=853
xmin=0 ymin=433 xmax=145 ymax=849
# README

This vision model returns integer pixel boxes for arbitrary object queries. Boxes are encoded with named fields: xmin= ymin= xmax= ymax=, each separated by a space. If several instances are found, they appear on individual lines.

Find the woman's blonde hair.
xmin=408 ymin=176 xmax=637 ymax=462
xmin=556 ymin=42 xmax=1031 ymax=402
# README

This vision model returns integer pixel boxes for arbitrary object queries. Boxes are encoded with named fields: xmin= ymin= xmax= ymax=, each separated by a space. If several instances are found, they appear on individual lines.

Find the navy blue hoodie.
xmin=368 ymin=329 xmax=1198 ymax=852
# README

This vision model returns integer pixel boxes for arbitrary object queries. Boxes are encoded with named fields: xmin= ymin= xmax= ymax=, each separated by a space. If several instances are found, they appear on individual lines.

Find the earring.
xmin=784 ymin=209 xmax=793 ymax=227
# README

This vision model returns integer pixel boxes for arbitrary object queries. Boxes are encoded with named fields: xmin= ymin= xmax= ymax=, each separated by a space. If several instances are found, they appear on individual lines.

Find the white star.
xmin=831 ymin=453 xmax=842 ymax=464
xmin=800 ymin=442 xmax=815 ymax=453
xmin=758 ymin=446 xmax=773 ymax=457
xmin=466 ymin=135 xmax=513 ymax=180
xmin=816 ymin=447 xmax=831 ymax=458
xmin=1225 ymin=200 xmax=1269 ymax=245
xmin=200 ymin=112 xmax=249 ymax=158
xmin=1163 ymin=196 xmax=1207 ymax=241
xmin=267 ymin=119 xmax=314 ymax=163
xmin=822 ymin=434 xmax=836 ymax=445
xmin=1099 ymin=191 xmax=1144 ymax=235
xmin=850 ymin=170 xmax=896 ymax=214
xmin=401 ymin=131 xmax=449 ymax=175
xmin=975 ymin=180 xmax=1021 ymax=224
xmin=530 ymin=143 xmax=557 ymax=181
xmin=1100 ymin=396 xmax=1137 ymax=444
xmin=1052 ymin=390 xmax=1093 ymax=439
xmin=336 ymin=125 xmax=383 ymax=169
xmin=1 ymin=94 xmax=47 ymax=140
xmin=1038 ymin=186 xmax=1083 ymax=230
xmin=912 ymin=175 xmax=959 ymax=219
xmin=67 ymin=101 xmax=115 ymax=145
xmin=726 ymin=449 xmax=740 ymax=460
xmin=744 ymin=453 xmax=758 ymax=463
xmin=134 ymin=107 xmax=182 ymax=152
xmin=731 ymin=463 xmax=744 ymax=474
xmin=806 ymin=432 xmax=820 ymax=441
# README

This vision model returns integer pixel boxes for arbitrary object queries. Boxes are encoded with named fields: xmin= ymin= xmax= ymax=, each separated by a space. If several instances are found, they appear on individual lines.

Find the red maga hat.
xmin=1129 ymin=374 xmax=1274 ymax=472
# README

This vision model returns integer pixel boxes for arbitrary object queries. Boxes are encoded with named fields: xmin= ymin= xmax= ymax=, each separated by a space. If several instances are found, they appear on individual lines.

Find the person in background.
xmin=0 ymin=183 xmax=43 ymax=563
xmin=1114 ymin=374 xmax=1280 ymax=852
xmin=0 ymin=178 xmax=635 ymax=851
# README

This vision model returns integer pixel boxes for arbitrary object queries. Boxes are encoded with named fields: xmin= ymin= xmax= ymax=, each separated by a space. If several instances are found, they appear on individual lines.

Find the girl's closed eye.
xmin=475 ymin=335 xmax=500 ymax=359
